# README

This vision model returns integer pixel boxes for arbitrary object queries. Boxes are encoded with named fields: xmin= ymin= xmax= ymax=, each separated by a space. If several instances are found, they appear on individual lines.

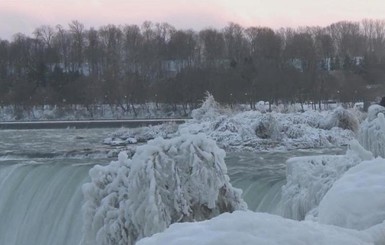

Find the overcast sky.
xmin=1 ymin=0 xmax=385 ymax=40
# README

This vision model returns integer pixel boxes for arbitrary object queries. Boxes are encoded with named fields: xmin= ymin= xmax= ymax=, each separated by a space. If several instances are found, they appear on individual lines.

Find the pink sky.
xmin=1 ymin=0 xmax=385 ymax=40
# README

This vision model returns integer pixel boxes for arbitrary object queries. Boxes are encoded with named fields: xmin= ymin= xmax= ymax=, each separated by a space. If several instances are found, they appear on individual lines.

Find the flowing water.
xmin=0 ymin=128 xmax=344 ymax=245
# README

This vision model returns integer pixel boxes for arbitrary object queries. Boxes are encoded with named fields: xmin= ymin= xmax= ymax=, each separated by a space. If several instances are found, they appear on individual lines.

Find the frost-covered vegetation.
xmin=105 ymin=94 xmax=361 ymax=152
xmin=358 ymin=104 xmax=385 ymax=157
xmin=82 ymin=134 xmax=246 ymax=245
xmin=0 ymin=104 xmax=191 ymax=121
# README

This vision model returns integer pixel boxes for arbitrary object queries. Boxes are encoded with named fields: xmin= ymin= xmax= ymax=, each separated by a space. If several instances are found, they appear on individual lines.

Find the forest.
xmin=1 ymin=19 xmax=385 ymax=110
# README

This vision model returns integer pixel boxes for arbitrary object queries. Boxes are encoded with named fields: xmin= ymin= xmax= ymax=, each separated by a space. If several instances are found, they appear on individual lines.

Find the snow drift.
xmin=81 ymin=134 xmax=246 ymax=245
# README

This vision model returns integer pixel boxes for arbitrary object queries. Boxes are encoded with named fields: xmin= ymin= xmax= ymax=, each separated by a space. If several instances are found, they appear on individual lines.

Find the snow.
xmin=318 ymin=157 xmax=385 ymax=230
xmin=137 ymin=211 xmax=373 ymax=245
xmin=82 ymin=134 xmax=246 ymax=245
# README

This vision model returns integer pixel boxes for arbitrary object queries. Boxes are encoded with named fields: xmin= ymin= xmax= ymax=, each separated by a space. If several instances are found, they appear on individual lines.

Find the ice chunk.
xmin=318 ymin=158 xmax=385 ymax=230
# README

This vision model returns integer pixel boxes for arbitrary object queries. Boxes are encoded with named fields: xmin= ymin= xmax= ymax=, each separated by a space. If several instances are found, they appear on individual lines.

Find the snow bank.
xmin=318 ymin=157 xmax=385 ymax=230
xmin=81 ymin=134 xmax=246 ymax=245
xmin=281 ymin=140 xmax=373 ymax=220
xmin=358 ymin=104 xmax=385 ymax=157
xmin=137 ymin=211 xmax=373 ymax=245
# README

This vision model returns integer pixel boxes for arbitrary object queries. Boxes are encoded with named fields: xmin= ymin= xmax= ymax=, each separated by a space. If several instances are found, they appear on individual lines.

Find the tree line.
xmin=1 ymin=19 xmax=385 ymax=110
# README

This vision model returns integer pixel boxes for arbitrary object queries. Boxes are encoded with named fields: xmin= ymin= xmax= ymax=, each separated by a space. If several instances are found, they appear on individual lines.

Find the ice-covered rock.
xmin=281 ymin=140 xmax=373 ymax=220
xmin=137 ymin=211 xmax=373 ymax=245
xmin=318 ymin=157 xmax=385 ymax=230
xmin=82 ymin=134 xmax=246 ymax=245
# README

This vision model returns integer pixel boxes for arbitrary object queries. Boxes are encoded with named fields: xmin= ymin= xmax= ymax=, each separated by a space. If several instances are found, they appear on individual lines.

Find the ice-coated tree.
xmin=81 ymin=133 xmax=246 ymax=245
xmin=358 ymin=104 xmax=385 ymax=157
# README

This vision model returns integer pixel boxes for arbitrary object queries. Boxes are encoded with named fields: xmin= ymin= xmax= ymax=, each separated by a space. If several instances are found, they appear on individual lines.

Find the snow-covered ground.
xmin=83 ymin=96 xmax=385 ymax=244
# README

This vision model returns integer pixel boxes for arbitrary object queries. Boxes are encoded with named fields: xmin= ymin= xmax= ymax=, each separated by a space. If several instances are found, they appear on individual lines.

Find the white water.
xmin=0 ymin=128 xmax=344 ymax=245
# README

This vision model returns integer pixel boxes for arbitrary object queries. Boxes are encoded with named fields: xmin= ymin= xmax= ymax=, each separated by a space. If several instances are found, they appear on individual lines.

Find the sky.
xmin=1 ymin=0 xmax=385 ymax=40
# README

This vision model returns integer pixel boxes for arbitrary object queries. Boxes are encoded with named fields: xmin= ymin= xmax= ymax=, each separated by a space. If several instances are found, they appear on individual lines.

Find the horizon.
xmin=1 ymin=0 xmax=385 ymax=40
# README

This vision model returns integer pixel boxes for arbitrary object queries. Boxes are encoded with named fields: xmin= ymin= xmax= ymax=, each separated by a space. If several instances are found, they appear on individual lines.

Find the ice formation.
xmin=191 ymin=92 xmax=227 ymax=121
xmin=183 ymin=101 xmax=358 ymax=151
xmin=358 ymin=104 xmax=385 ymax=157
xmin=105 ymin=96 xmax=358 ymax=151
xmin=281 ymin=140 xmax=373 ymax=220
xmin=82 ymin=134 xmax=246 ymax=245
xmin=137 ymin=211 xmax=373 ymax=245
xmin=318 ymin=157 xmax=385 ymax=230
xmin=319 ymin=106 xmax=360 ymax=132
xmin=103 ymin=123 xmax=179 ymax=146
